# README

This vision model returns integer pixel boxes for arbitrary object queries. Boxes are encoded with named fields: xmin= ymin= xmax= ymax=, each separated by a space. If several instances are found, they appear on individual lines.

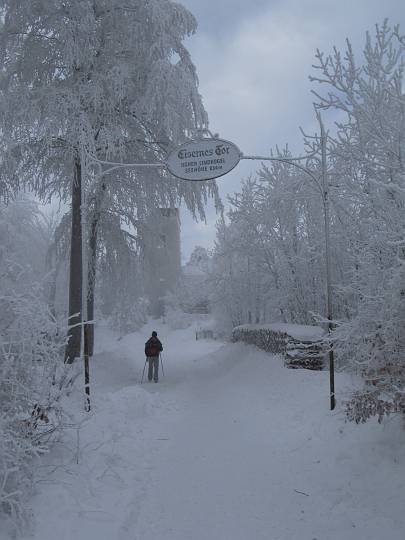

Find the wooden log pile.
xmin=285 ymin=338 xmax=324 ymax=370
xmin=232 ymin=324 xmax=325 ymax=371
xmin=232 ymin=325 xmax=287 ymax=354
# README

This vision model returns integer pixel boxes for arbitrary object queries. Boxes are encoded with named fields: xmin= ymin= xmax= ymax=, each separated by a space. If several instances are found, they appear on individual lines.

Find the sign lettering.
xmin=166 ymin=138 xmax=241 ymax=181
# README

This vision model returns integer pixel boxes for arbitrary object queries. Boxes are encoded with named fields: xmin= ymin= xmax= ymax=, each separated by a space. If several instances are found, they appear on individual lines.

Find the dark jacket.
xmin=145 ymin=336 xmax=163 ymax=357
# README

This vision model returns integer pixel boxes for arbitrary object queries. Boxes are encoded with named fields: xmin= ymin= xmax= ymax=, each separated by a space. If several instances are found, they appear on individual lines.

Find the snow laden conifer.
xmin=0 ymin=0 xmax=220 ymax=361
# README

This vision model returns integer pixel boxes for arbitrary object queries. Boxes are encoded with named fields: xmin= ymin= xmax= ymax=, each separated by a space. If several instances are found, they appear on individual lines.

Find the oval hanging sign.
xmin=166 ymin=138 xmax=241 ymax=181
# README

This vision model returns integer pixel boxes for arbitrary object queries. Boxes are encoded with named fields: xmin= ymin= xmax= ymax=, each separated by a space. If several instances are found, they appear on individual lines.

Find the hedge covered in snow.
xmin=232 ymin=323 xmax=325 ymax=370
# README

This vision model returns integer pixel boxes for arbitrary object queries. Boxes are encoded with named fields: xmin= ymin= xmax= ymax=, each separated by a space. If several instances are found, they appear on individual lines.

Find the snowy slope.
xmin=8 ymin=321 xmax=405 ymax=540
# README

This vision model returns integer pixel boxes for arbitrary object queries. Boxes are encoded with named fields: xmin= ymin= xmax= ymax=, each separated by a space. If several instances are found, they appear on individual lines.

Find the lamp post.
xmin=241 ymin=115 xmax=335 ymax=410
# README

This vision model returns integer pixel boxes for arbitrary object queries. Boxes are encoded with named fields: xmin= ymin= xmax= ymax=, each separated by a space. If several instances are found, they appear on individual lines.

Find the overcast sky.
xmin=178 ymin=0 xmax=405 ymax=262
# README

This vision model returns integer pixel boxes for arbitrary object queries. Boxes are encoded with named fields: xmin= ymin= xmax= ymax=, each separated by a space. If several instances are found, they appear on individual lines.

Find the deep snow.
xmin=5 ymin=321 xmax=405 ymax=539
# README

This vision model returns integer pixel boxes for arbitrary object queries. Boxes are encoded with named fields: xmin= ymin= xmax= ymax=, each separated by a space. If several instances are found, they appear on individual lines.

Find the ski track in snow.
xmin=9 ymin=322 xmax=405 ymax=540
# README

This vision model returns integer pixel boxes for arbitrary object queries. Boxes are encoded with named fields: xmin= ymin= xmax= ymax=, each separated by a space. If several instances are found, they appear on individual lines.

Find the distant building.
xmin=142 ymin=208 xmax=181 ymax=317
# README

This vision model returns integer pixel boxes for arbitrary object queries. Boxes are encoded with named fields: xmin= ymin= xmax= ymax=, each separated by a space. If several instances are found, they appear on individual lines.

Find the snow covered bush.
xmin=0 ymin=280 xmax=77 ymax=532
xmin=336 ymin=260 xmax=405 ymax=423
xmin=0 ymin=183 xmax=79 ymax=534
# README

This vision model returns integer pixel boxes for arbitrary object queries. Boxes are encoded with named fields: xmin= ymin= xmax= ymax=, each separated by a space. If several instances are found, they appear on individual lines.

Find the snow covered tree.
xmin=0 ymin=0 xmax=220 ymax=361
xmin=96 ymin=214 xmax=148 ymax=335
xmin=211 ymin=22 xmax=405 ymax=425
xmin=210 ymin=156 xmax=332 ymax=332
xmin=309 ymin=20 xmax=405 ymax=421
xmin=0 ymin=198 xmax=51 ymax=288
xmin=211 ymin=203 xmax=267 ymax=331
xmin=180 ymin=246 xmax=212 ymax=314
xmin=188 ymin=245 xmax=211 ymax=273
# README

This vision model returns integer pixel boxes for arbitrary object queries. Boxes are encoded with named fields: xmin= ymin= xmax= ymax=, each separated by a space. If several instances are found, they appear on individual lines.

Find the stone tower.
xmin=143 ymin=208 xmax=181 ymax=317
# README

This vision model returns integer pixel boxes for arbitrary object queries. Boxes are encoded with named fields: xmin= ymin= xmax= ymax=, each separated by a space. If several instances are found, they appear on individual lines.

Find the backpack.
xmin=145 ymin=337 xmax=160 ymax=357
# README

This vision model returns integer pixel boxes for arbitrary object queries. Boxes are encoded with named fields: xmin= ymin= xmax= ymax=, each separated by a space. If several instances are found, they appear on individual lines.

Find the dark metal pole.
xmin=242 ymin=120 xmax=337 ymax=410
xmin=319 ymin=115 xmax=335 ymax=410
xmin=65 ymin=158 xmax=83 ymax=364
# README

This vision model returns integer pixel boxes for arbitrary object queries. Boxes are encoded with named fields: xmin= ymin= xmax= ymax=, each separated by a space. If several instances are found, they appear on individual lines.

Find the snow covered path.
xmin=16 ymin=323 xmax=405 ymax=540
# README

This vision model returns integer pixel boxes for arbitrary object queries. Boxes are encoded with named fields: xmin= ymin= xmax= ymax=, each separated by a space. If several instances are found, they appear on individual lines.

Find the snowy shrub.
xmin=0 ymin=282 xmax=77 ymax=532
xmin=336 ymin=260 xmax=405 ymax=423
xmin=338 ymin=269 xmax=405 ymax=424
xmin=345 ymin=389 xmax=405 ymax=425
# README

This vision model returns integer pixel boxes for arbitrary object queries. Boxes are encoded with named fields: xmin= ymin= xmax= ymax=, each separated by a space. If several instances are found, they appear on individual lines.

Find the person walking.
xmin=144 ymin=331 xmax=163 ymax=382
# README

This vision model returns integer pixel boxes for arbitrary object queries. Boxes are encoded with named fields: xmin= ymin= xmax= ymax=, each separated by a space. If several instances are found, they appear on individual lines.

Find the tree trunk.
xmin=65 ymin=157 xmax=82 ymax=364
xmin=87 ymin=183 xmax=106 ymax=356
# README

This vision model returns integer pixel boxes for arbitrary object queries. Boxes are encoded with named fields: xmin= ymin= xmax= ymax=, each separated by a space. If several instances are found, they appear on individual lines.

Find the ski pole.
xmin=141 ymin=358 xmax=147 ymax=384
xmin=160 ymin=353 xmax=165 ymax=377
